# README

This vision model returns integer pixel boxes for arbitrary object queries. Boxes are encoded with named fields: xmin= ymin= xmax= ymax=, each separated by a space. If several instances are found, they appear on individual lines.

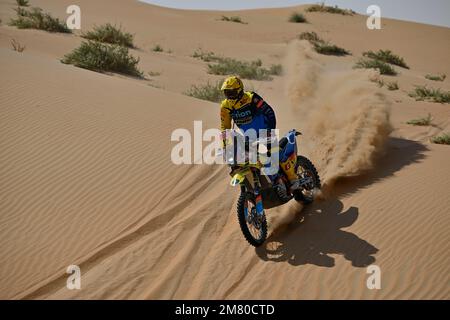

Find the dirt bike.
xmin=228 ymin=129 xmax=321 ymax=247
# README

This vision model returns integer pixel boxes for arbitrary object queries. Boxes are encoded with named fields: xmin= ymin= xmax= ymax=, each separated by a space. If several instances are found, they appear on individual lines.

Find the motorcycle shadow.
xmin=256 ymin=199 xmax=377 ymax=267
xmin=255 ymin=137 xmax=429 ymax=267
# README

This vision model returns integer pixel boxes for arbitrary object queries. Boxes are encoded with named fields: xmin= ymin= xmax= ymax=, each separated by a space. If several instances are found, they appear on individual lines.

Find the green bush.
xmin=220 ymin=16 xmax=247 ymax=24
xmin=406 ymin=114 xmax=432 ymax=126
xmin=16 ymin=0 xmax=29 ymax=6
xmin=207 ymin=57 xmax=280 ymax=80
xmin=306 ymin=3 xmax=355 ymax=15
xmin=14 ymin=6 xmax=27 ymax=16
xmin=298 ymin=31 xmax=321 ymax=42
xmin=184 ymin=80 xmax=224 ymax=102
xmin=289 ymin=12 xmax=307 ymax=23
xmin=61 ymin=41 xmax=143 ymax=78
xmin=354 ymin=58 xmax=397 ymax=75
xmin=9 ymin=7 xmax=71 ymax=33
xmin=430 ymin=133 xmax=450 ymax=145
xmin=194 ymin=50 xmax=282 ymax=80
xmin=192 ymin=48 xmax=223 ymax=62
xmin=363 ymin=50 xmax=409 ymax=69
xmin=425 ymin=74 xmax=446 ymax=81
xmin=386 ymin=81 xmax=399 ymax=90
xmin=298 ymin=31 xmax=350 ymax=56
xmin=373 ymin=78 xmax=399 ymax=90
xmin=408 ymin=86 xmax=450 ymax=103
xmin=152 ymin=44 xmax=163 ymax=52
xmin=82 ymin=23 xmax=134 ymax=48
xmin=313 ymin=42 xmax=350 ymax=56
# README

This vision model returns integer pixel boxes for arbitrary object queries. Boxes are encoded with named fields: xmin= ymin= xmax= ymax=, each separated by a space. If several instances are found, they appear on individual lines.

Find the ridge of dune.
xmin=1 ymin=0 xmax=449 ymax=300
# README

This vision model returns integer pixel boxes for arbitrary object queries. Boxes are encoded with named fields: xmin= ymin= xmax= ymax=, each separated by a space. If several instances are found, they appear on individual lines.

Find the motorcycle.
xmin=227 ymin=129 xmax=321 ymax=247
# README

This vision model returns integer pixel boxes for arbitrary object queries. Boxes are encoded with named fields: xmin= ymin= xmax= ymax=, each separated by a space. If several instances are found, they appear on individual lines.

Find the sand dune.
xmin=0 ymin=0 xmax=449 ymax=299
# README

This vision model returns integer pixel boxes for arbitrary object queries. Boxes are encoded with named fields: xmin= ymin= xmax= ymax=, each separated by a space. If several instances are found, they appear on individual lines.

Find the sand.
xmin=0 ymin=0 xmax=449 ymax=299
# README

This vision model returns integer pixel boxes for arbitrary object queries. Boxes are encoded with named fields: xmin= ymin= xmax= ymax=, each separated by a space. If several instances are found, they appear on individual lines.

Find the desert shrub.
xmin=152 ymin=44 xmax=163 ymax=52
xmin=386 ymin=81 xmax=399 ymax=90
xmin=14 ymin=6 xmax=27 ymax=16
xmin=363 ymin=50 xmax=409 ymax=69
xmin=82 ymin=23 xmax=134 ymax=48
xmin=289 ymin=12 xmax=307 ymax=23
xmin=16 ymin=0 xmax=29 ymax=6
xmin=193 ymin=49 xmax=282 ymax=79
xmin=11 ymin=38 xmax=26 ymax=52
xmin=313 ymin=42 xmax=350 ymax=56
xmin=9 ymin=7 xmax=71 ymax=33
xmin=306 ymin=3 xmax=354 ymax=15
xmin=408 ymin=86 xmax=450 ymax=103
xmin=425 ymin=74 xmax=446 ymax=81
xmin=184 ymin=80 xmax=224 ymax=102
xmin=406 ymin=114 xmax=432 ymax=126
xmin=298 ymin=31 xmax=350 ymax=56
xmin=220 ymin=16 xmax=247 ymax=24
xmin=208 ymin=57 xmax=281 ymax=80
xmin=192 ymin=48 xmax=223 ymax=62
xmin=61 ymin=41 xmax=143 ymax=77
xmin=354 ymin=58 xmax=397 ymax=75
xmin=298 ymin=31 xmax=321 ymax=42
xmin=370 ymin=77 xmax=399 ymax=91
xmin=430 ymin=133 xmax=450 ymax=145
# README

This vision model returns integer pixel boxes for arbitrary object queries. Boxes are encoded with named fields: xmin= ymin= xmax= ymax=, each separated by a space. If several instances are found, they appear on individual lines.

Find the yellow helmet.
xmin=221 ymin=76 xmax=244 ymax=100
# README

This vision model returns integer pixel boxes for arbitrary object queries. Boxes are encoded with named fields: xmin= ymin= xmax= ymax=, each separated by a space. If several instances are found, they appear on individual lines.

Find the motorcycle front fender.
xmin=230 ymin=168 xmax=254 ymax=187
xmin=230 ymin=172 xmax=246 ymax=187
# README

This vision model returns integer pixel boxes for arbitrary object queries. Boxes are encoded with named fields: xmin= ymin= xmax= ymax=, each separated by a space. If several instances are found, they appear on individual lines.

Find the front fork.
xmin=243 ymin=168 xmax=265 ymax=222
xmin=252 ymin=169 xmax=264 ymax=216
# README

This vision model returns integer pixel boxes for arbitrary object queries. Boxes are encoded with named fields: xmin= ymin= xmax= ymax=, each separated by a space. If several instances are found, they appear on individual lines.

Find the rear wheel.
xmin=237 ymin=191 xmax=267 ymax=247
xmin=294 ymin=155 xmax=321 ymax=204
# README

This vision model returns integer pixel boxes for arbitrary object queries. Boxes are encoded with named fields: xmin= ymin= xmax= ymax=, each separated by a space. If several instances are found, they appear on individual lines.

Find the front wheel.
xmin=294 ymin=155 xmax=321 ymax=204
xmin=237 ymin=191 xmax=267 ymax=247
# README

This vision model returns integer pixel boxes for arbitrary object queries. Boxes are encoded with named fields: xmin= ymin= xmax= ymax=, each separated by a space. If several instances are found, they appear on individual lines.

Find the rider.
xmin=219 ymin=76 xmax=300 ymax=191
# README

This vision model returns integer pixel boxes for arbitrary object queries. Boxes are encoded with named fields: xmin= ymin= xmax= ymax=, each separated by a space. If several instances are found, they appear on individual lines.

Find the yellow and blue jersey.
xmin=220 ymin=91 xmax=276 ymax=133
